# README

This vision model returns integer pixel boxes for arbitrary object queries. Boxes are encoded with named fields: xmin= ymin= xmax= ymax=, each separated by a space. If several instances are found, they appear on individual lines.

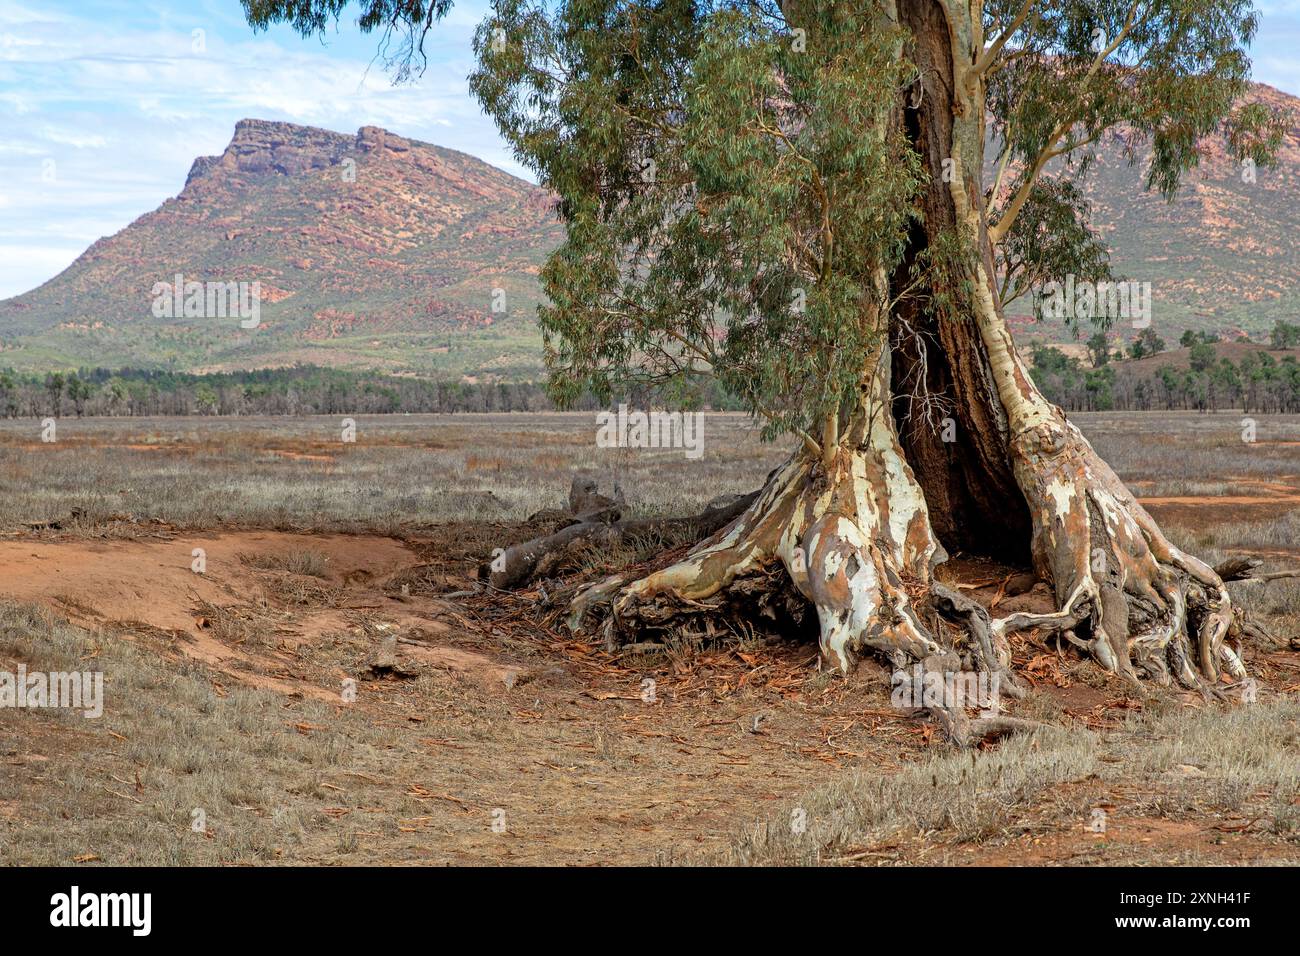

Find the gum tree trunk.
xmin=890 ymin=0 xmax=1032 ymax=565
xmin=565 ymin=0 xmax=1250 ymax=695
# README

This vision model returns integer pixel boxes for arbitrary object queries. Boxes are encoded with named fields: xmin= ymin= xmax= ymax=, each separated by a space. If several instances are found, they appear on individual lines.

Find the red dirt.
xmin=0 ymin=532 xmax=523 ymax=698
xmin=2 ymin=517 xmax=1295 ymax=864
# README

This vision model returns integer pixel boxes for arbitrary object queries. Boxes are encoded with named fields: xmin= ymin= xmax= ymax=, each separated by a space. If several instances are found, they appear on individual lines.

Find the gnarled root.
xmin=585 ymin=394 xmax=960 ymax=675
xmin=570 ymin=390 xmax=1026 ymax=745
xmin=1001 ymin=413 xmax=1246 ymax=690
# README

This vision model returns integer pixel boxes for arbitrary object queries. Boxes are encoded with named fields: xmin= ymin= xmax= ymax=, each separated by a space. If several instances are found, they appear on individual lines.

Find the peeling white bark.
xmin=944 ymin=149 xmax=1244 ymax=688
xmin=602 ymin=340 xmax=953 ymax=675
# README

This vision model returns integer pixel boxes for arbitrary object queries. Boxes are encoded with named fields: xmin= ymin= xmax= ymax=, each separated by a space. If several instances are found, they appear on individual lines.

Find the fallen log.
xmin=481 ymin=488 xmax=760 ymax=590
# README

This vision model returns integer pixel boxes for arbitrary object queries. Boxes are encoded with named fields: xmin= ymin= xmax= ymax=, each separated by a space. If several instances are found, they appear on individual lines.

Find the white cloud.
xmin=0 ymin=0 xmax=529 ymax=299
xmin=37 ymin=126 xmax=108 ymax=148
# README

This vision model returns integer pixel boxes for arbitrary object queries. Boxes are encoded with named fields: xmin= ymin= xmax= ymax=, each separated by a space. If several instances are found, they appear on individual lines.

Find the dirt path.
xmin=1135 ymin=474 xmax=1300 ymax=527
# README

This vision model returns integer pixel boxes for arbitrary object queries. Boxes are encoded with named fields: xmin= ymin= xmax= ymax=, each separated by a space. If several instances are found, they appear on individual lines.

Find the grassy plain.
xmin=1 ymin=411 xmax=1297 ymax=865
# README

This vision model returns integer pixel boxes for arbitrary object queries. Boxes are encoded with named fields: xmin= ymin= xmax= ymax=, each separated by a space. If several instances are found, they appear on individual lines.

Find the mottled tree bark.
xmin=559 ymin=0 xmax=1251 ymax=697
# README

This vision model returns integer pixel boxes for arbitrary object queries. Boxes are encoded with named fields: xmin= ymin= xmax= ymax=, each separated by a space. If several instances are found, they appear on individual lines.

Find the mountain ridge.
xmin=3 ymin=82 xmax=1298 ymax=377
xmin=1 ymin=117 xmax=563 ymax=378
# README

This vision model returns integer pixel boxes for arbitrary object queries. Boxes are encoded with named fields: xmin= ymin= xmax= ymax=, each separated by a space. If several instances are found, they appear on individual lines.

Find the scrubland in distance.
xmin=2 ymin=410 xmax=1298 ymax=534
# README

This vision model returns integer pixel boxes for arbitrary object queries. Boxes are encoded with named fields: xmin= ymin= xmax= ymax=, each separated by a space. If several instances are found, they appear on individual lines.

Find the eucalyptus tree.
xmin=246 ymin=0 xmax=1283 ymax=691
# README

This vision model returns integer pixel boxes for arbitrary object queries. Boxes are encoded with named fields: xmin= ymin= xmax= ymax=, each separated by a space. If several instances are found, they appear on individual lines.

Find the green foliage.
xmin=1030 ymin=342 xmax=1074 ymax=375
xmin=241 ymin=0 xmax=453 ymax=80
xmin=194 ymin=383 xmax=220 ymax=414
xmin=985 ymin=0 xmax=1286 ymax=208
xmin=1030 ymin=340 xmax=1119 ymax=410
xmin=997 ymin=175 xmax=1113 ymax=320
xmin=65 ymin=373 xmax=93 ymax=417
xmin=43 ymin=372 xmax=64 ymax=416
xmin=1128 ymin=327 xmax=1166 ymax=358
xmin=1033 ymin=341 xmax=1300 ymax=412
xmin=470 ymin=1 xmax=923 ymax=440
xmin=1270 ymin=319 xmax=1300 ymax=349
xmin=1084 ymin=365 xmax=1116 ymax=409
xmin=1029 ymin=341 xmax=1083 ymax=398
xmin=1188 ymin=340 xmax=1217 ymax=372
xmin=1086 ymin=331 xmax=1111 ymax=368
xmin=1179 ymin=328 xmax=1223 ymax=348
xmin=0 ymin=364 xmax=749 ymax=418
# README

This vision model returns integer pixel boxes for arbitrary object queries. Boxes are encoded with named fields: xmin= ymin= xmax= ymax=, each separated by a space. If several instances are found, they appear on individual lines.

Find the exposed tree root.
xmin=580 ymin=355 xmax=972 ymax=676
xmin=946 ymin=152 xmax=1257 ymax=694
xmin=486 ymin=422 xmax=1270 ymax=746
xmin=483 ymin=365 xmax=1270 ymax=752
xmin=559 ymin=359 xmax=1052 ymax=745
xmin=929 ymin=707 xmax=1045 ymax=746
xmin=600 ymin=445 xmax=951 ymax=672
xmin=490 ymin=393 xmax=1263 ymax=738
xmin=1216 ymin=556 xmax=1300 ymax=587
xmin=1003 ymin=413 xmax=1246 ymax=691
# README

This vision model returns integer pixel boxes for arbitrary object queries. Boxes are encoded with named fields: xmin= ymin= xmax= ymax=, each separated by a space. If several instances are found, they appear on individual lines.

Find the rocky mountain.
xmin=2 ymin=83 xmax=1297 ymax=377
xmin=1007 ymin=82 xmax=1300 ymax=343
xmin=0 ymin=119 xmax=564 ymax=377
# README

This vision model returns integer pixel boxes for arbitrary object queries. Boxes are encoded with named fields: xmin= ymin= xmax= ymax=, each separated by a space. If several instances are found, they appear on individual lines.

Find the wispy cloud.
xmin=0 ymin=0 xmax=1297 ymax=301
xmin=0 ymin=0 xmax=513 ymax=298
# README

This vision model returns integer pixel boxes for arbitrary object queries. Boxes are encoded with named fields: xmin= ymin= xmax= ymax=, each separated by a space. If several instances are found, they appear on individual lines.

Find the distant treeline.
xmin=6 ymin=334 xmax=1300 ymax=419
xmin=1031 ymin=324 xmax=1300 ymax=413
xmin=0 ymin=365 xmax=747 ymax=418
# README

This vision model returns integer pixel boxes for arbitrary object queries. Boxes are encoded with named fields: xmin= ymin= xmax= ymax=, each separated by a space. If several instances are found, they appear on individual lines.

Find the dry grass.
xmin=0 ymin=413 xmax=782 ymax=535
xmin=719 ymin=696 xmax=1300 ymax=865
xmin=3 ymin=410 xmax=1299 ymax=537
xmin=0 ymin=595 xmax=911 ymax=865
xmin=1072 ymin=410 xmax=1300 ymax=482
xmin=192 ymin=598 xmax=282 ymax=649
xmin=239 ymin=548 xmax=331 ymax=578
xmin=0 ymin=600 xmax=372 ymax=864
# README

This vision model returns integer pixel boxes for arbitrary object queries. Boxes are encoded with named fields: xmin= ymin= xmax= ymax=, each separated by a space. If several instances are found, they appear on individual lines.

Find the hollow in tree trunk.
xmin=566 ymin=0 xmax=1250 ymax=695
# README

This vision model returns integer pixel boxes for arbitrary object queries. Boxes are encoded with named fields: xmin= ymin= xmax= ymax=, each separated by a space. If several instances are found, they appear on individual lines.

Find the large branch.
xmin=971 ymin=0 xmax=1039 ymax=79
xmin=987 ymin=0 xmax=1142 ymax=246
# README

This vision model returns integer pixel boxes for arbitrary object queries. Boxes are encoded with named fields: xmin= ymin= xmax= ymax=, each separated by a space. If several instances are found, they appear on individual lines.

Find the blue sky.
xmin=1 ymin=0 xmax=1299 ymax=300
